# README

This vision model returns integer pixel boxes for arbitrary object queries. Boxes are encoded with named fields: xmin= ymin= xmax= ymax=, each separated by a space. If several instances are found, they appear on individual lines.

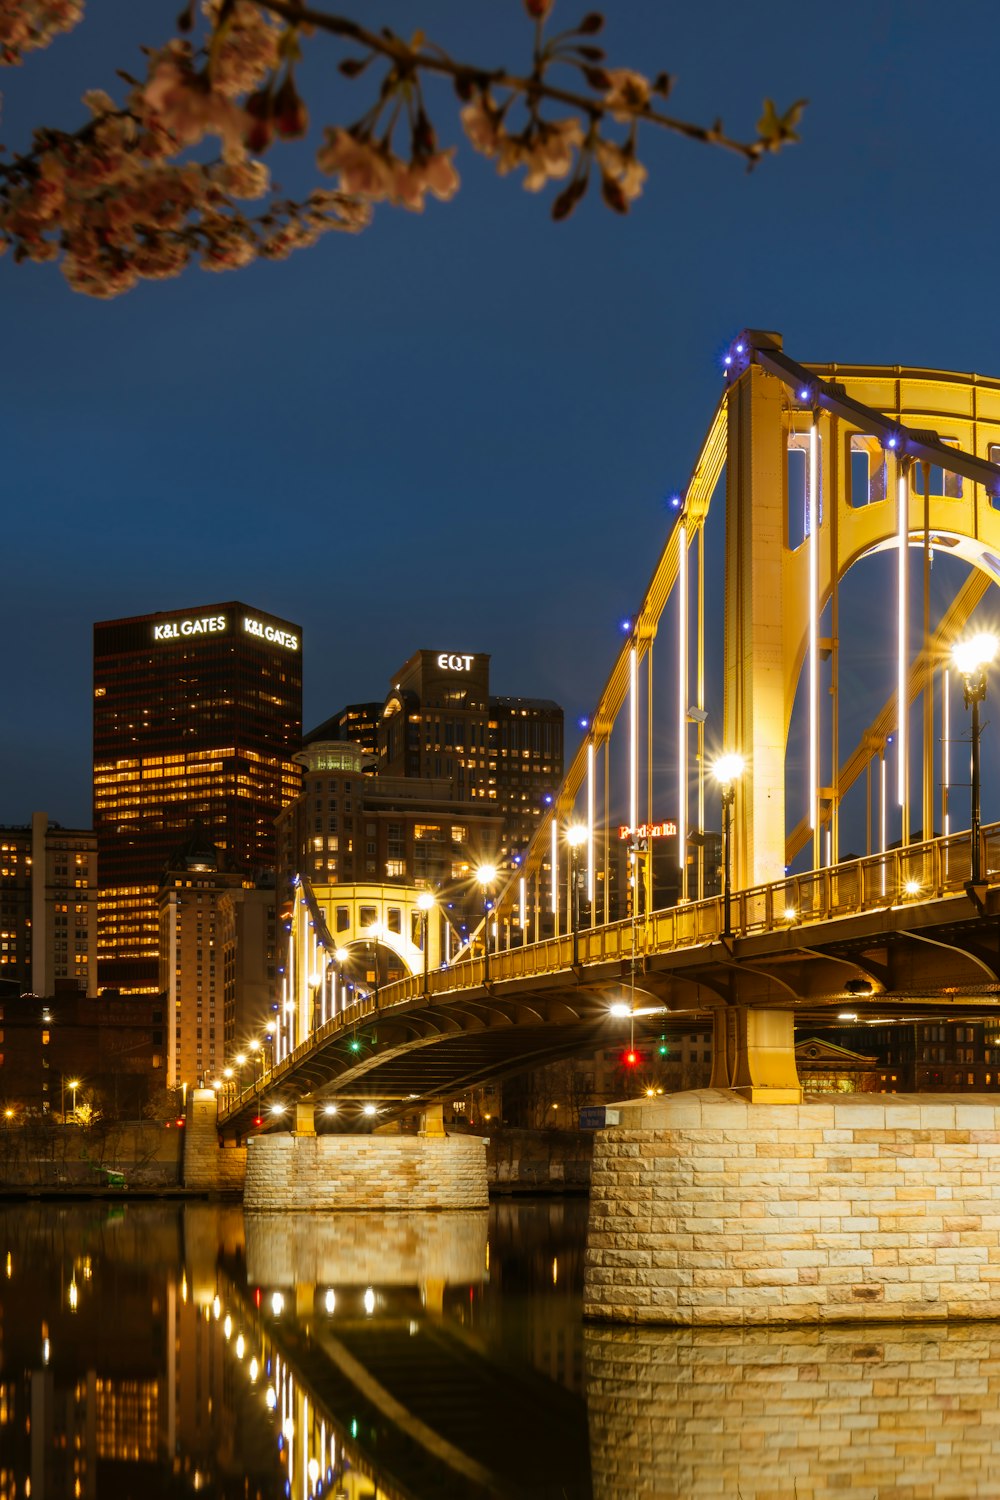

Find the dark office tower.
xmin=93 ymin=603 xmax=302 ymax=993
xmin=304 ymin=701 xmax=382 ymax=768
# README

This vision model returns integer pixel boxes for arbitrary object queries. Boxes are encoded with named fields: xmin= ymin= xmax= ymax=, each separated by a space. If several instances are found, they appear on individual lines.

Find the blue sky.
xmin=2 ymin=1 xmax=996 ymax=830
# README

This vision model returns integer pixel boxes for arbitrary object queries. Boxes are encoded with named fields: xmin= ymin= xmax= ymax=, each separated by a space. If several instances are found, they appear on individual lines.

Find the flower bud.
xmin=273 ymin=75 xmax=309 ymax=140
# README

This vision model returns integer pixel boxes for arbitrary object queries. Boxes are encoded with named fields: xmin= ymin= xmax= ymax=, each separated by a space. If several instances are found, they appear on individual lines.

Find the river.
xmin=3 ymin=1198 xmax=1000 ymax=1498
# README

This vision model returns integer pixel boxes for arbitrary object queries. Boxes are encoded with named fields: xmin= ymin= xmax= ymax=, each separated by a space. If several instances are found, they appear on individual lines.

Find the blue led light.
xmin=544 ymin=794 xmax=553 ymax=805
xmin=736 ymin=341 xmax=745 ymax=354
xmin=799 ymin=388 xmax=809 ymax=402
xmin=888 ymin=436 xmax=897 ymax=449
xmin=620 ymin=618 xmax=632 ymax=634
xmin=723 ymin=354 xmax=732 ymax=367
xmin=578 ymin=715 xmax=588 ymax=729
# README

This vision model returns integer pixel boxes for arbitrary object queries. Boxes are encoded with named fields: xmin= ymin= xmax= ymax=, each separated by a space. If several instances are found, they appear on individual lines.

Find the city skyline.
xmin=5 ymin=4 xmax=1000 ymax=830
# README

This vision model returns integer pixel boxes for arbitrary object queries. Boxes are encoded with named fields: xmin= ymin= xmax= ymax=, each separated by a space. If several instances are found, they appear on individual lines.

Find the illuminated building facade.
xmin=93 ymin=602 xmax=302 ymax=993
xmin=374 ymin=651 xmax=563 ymax=928
xmin=0 ymin=812 xmax=98 ymax=998
xmin=275 ymin=740 xmax=503 ymax=941
xmin=158 ymin=831 xmax=271 ymax=1090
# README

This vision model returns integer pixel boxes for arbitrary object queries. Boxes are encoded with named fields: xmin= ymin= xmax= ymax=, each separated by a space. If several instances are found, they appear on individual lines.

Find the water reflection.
xmin=586 ymin=1322 xmax=1000 ymax=1499
xmin=0 ymin=1199 xmax=590 ymax=1499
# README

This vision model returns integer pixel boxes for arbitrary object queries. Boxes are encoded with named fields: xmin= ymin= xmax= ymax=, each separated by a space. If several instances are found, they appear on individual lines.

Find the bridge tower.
xmin=723 ymin=335 xmax=790 ymax=888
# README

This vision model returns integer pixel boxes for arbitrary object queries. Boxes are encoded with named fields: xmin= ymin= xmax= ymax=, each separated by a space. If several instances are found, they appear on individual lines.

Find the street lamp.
xmin=952 ymin=631 xmax=998 ymax=889
xmin=712 ymin=753 xmax=745 ymax=940
xmin=476 ymin=864 xmax=497 ymax=982
xmin=565 ymin=823 xmax=588 ymax=966
xmin=416 ymin=892 xmax=436 ymax=995
xmin=63 ymin=1077 xmax=81 ymax=1121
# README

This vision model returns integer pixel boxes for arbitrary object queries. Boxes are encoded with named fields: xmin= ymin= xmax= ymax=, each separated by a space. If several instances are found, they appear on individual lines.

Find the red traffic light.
xmin=623 ymin=1048 xmax=640 ymax=1068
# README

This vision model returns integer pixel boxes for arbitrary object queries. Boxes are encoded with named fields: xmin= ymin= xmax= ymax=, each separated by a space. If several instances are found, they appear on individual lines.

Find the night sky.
xmin=3 ymin=1 xmax=997 ymax=833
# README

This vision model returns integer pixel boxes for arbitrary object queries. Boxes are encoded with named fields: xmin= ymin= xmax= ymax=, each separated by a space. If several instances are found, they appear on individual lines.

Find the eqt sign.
xmin=436 ymin=652 xmax=475 ymax=671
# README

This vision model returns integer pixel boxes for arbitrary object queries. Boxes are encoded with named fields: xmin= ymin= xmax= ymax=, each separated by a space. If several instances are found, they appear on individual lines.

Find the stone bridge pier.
xmin=183 ymin=1089 xmax=489 ymax=1210
xmin=584 ymin=1084 xmax=1000 ymax=1325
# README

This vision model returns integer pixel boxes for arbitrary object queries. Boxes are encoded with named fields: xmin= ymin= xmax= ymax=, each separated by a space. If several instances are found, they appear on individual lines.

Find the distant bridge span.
xmin=219 ymin=824 xmax=1000 ymax=1134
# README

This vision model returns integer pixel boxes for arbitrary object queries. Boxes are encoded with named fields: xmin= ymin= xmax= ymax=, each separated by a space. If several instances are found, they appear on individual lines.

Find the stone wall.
xmin=244 ymin=1132 xmax=489 ymax=1211
xmin=585 ymin=1088 xmax=1000 ymax=1325
xmin=489 ymin=1128 xmax=594 ymax=1191
xmin=585 ymin=1322 xmax=1000 ymax=1498
xmin=0 ymin=1120 xmax=182 ymax=1188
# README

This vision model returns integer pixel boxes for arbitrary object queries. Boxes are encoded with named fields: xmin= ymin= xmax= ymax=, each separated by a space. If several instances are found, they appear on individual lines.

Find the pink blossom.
xmin=142 ymin=52 xmax=247 ymax=155
xmin=460 ymin=96 xmax=504 ymax=157
xmin=0 ymin=0 xmax=82 ymax=65
xmin=595 ymin=139 xmax=648 ymax=201
xmin=316 ymin=129 xmax=395 ymax=200
xmin=603 ymin=69 xmax=651 ymax=123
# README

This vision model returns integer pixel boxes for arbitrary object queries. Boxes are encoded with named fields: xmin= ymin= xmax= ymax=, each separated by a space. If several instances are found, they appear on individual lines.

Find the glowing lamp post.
xmin=712 ymin=753 xmax=745 ymax=940
xmin=476 ymin=864 xmax=497 ymax=982
xmin=952 ymin=631 xmax=998 ymax=888
xmin=416 ymin=892 xmax=436 ymax=995
xmin=565 ymin=823 xmax=588 ymax=966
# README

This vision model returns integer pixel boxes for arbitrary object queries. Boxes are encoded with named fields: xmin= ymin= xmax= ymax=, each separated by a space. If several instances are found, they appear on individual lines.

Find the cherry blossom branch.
xmin=0 ymin=2 xmax=807 ymax=296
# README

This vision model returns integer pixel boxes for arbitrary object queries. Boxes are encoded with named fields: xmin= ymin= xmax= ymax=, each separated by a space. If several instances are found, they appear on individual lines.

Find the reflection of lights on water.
xmin=351 ymin=1418 xmax=359 ymax=1439
xmin=408 ymin=1320 xmax=419 ymax=1336
xmin=271 ymin=1291 xmax=284 ymax=1316
xmin=308 ymin=1459 xmax=319 ymax=1484
xmin=282 ymin=1416 xmax=294 ymax=1441
xmin=42 ymin=1337 xmax=50 ymax=1365
xmin=363 ymin=1287 xmax=375 ymax=1316
xmin=212 ymin=1296 xmax=221 ymax=1320
xmin=5 ymin=1252 xmax=11 ymax=1279
xmin=552 ymin=1257 xmax=558 ymax=1287
xmin=181 ymin=1272 xmax=188 ymax=1304
xmin=249 ymin=1357 xmax=259 ymax=1382
xmin=82 ymin=1258 xmax=92 ymax=1280
xmin=68 ymin=1278 xmax=79 ymax=1311
xmin=324 ymin=1288 xmax=336 ymax=1314
xmin=235 ymin=1334 xmax=245 ymax=1360
xmin=223 ymin=1315 xmax=232 ymax=1340
xmin=265 ymin=1386 xmax=277 ymax=1410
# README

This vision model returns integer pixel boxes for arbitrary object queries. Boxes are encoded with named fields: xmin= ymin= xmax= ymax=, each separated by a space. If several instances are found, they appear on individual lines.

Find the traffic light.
xmin=622 ymin=1048 xmax=640 ymax=1068
xmin=658 ymin=1035 xmax=669 ymax=1058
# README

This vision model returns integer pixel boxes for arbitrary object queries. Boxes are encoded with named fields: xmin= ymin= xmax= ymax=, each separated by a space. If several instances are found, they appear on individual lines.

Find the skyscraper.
xmin=93 ymin=602 xmax=302 ymax=993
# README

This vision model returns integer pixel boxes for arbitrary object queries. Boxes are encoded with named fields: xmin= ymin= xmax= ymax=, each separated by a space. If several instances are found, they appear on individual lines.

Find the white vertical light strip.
xmin=586 ymin=741 xmax=596 ymax=904
xmin=677 ymin=524 xmax=688 ymax=895
xmin=629 ymin=644 xmax=639 ymax=834
xmin=880 ymin=752 xmax=887 ymax=898
xmin=897 ymin=469 xmax=908 ymax=806
xmin=943 ymin=667 xmax=950 ymax=836
xmin=808 ymin=423 xmax=819 ymax=833
xmin=550 ymin=816 xmax=558 ymax=926
xmin=519 ymin=875 xmax=526 ymax=937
